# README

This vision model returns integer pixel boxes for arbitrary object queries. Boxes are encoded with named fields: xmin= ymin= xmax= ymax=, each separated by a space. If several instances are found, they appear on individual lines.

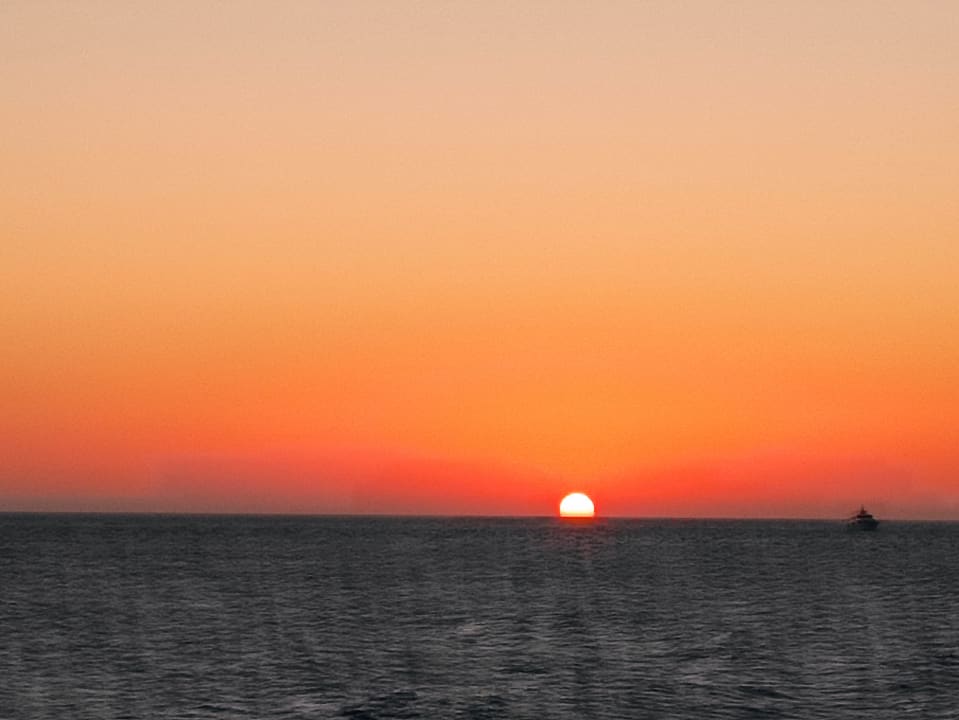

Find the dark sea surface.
xmin=1 ymin=514 xmax=958 ymax=719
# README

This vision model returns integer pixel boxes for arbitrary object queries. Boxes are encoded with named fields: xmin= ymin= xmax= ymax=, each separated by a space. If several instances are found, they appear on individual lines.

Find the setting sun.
xmin=559 ymin=493 xmax=595 ymax=518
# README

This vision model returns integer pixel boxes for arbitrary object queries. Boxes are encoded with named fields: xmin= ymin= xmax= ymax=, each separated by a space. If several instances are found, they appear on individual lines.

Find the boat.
xmin=846 ymin=505 xmax=879 ymax=531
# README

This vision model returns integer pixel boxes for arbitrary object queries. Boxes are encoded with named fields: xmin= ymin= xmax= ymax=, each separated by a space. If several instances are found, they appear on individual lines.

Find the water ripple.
xmin=1 ymin=515 xmax=958 ymax=719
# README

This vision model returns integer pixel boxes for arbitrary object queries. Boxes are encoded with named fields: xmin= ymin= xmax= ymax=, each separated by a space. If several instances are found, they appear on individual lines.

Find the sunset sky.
xmin=3 ymin=2 xmax=958 ymax=518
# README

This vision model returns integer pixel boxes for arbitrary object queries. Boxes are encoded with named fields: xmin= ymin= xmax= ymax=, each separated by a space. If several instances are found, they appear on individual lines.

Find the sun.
xmin=559 ymin=492 xmax=595 ymax=518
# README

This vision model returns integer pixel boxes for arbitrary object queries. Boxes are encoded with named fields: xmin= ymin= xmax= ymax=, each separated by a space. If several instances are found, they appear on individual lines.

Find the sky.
xmin=2 ymin=1 xmax=958 ymax=518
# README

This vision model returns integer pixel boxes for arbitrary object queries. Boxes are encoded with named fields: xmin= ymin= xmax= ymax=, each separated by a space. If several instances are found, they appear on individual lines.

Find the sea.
xmin=1 ymin=514 xmax=958 ymax=719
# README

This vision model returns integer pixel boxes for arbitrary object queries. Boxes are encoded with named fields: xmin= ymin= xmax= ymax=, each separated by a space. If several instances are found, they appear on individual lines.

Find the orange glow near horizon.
xmin=2 ymin=3 xmax=959 ymax=518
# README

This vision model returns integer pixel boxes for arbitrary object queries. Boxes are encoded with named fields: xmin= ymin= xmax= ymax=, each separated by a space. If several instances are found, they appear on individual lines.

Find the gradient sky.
xmin=3 ymin=1 xmax=958 ymax=517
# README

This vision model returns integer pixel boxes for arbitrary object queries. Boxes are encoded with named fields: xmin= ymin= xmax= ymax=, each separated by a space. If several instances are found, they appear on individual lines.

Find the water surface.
xmin=1 ymin=515 xmax=957 ymax=718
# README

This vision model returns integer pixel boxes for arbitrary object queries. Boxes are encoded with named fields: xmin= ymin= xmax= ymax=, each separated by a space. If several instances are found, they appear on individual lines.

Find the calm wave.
xmin=2 ymin=515 xmax=957 ymax=718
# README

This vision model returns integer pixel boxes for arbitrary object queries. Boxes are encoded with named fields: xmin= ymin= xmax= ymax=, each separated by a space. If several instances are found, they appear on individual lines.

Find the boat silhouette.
xmin=846 ymin=506 xmax=879 ymax=531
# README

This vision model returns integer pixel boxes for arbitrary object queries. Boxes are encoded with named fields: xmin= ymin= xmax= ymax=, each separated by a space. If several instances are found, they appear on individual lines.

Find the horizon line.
xmin=1 ymin=509 xmax=955 ymax=522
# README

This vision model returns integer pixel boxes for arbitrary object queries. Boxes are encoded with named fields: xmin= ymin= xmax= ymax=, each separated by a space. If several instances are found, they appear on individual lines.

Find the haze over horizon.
xmin=3 ymin=2 xmax=958 ymax=519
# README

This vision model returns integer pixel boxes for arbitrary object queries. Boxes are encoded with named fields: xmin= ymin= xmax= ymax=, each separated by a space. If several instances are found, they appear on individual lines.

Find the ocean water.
xmin=1 ymin=515 xmax=958 ymax=719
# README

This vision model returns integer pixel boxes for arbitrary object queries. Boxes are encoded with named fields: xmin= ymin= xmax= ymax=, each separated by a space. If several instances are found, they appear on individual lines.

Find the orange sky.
xmin=2 ymin=2 xmax=958 ymax=518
